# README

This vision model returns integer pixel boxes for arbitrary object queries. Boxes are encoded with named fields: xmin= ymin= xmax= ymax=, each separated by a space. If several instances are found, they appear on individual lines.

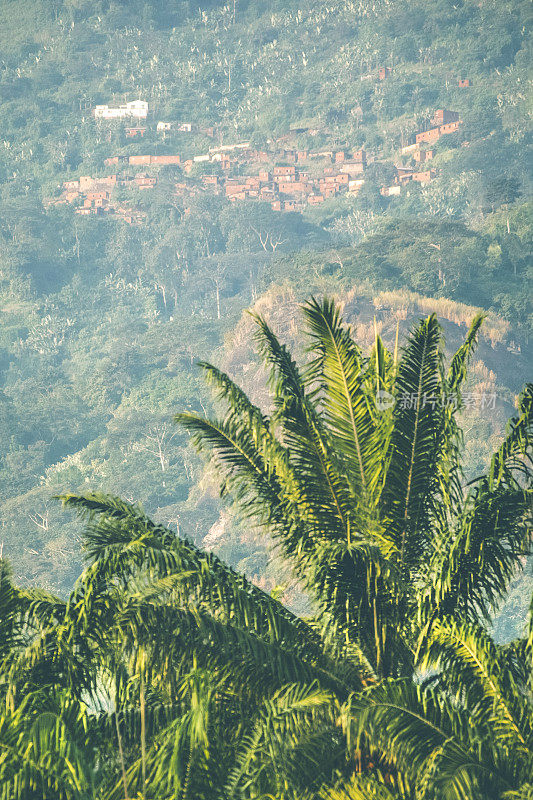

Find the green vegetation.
xmin=0 ymin=0 xmax=531 ymax=595
xmin=0 ymin=0 xmax=532 ymax=792
xmin=0 ymin=303 xmax=531 ymax=798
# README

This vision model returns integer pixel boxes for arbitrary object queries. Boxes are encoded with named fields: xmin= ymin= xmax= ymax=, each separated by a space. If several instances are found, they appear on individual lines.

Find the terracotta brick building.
xmin=414 ymin=148 xmax=434 ymax=162
xmin=273 ymin=165 xmax=297 ymax=177
xmin=416 ymin=127 xmax=441 ymax=144
xmin=432 ymin=109 xmax=460 ymax=126
xmin=439 ymin=121 xmax=460 ymax=134
xmin=411 ymin=169 xmax=436 ymax=183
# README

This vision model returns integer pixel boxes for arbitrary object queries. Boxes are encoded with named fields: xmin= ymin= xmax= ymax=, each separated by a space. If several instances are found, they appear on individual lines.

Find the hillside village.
xmin=1 ymin=0 xmax=531 ymax=714
xmin=47 ymin=83 xmax=464 ymax=222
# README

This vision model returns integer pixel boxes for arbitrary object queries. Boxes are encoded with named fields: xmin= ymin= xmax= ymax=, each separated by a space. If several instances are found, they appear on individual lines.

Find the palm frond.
xmin=435 ymin=314 xmax=484 ymax=521
xmin=343 ymin=679 xmax=506 ymax=800
xmin=381 ymin=315 xmax=444 ymax=571
xmin=504 ymin=786 xmax=533 ymax=800
xmin=59 ymin=493 xmax=323 ymax=664
xmin=447 ymin=313 xmax=484 ymax=396
xmin=488 ymin=383 xmax=533 ymax=488
xmin=425 ymin=483 xmax=532 ymax=622
xmin=320 ymin=774 xmax=410 ymax=799
xmin=419 ymin=617 xmax=532 ymax=756
xmin=302 ymin=297 xmax=379 ymax=502
xmin=0 ymin=559 xmax=28 ymax=661
xmin=111 ymin=669 xmax=228 ymax=800
xmin=0 ymin=690 xmax=96 ymax=800
xmin=117 ymin=598 xmax=351 ymax=700
xmin=227 ymin=681 xmax=336 ymax=799
xmin=251 ymin=311 xmax=355 ymax=543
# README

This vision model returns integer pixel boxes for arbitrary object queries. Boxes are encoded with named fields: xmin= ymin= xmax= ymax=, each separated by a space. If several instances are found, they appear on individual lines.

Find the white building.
xmin=348 ymin=179 xmax=365 ymax=193
xmin=93 ymin=100 xmax=148 ymax=120
xmin=157 ymin=121 xmax=173 ymax=132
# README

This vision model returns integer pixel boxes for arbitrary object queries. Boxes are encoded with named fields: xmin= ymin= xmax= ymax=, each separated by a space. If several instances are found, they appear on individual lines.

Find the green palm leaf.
xmin=59 ymin=492 xmax=320 ymax=660
xmin=302 ymin=297 xmax=378 ymax=502
xmin=424 ymin=483 xmax=533 ymax=621
xmin=446 ymin=313 xmax=485 ymax=396
xmin=252 ymin=311 xmax=355 ymax=543
xmin=343 ymin=679 xmax=506 ymax=800
xmin=227 ymin=681 xmax=335 ymax=799
xmin=381 ymin=314 xmax=443 ymax=570
xmin=419 ymin=617 xmax=532 ymax=756
xmin=488 ymin=383 xmax=533 ymax=488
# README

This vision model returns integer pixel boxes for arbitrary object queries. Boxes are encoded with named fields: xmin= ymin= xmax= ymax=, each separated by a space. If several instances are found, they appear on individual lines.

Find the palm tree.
xmin=1 ymin=299 xmax=530 ymax=799
xmin=176 ymin=298 xmax=532 ymax=682
xmin=0 ymin=560 xmax=100 ymax=800
xmin=5 ymin=486 xmax=530 ymax=799
xmin=337 ymin=606 xmax=533 ymax=798
xmin=58 ymin=492 xmax=351 ymax=799
xmin=0 ymin=494 xmax=348 ymax=799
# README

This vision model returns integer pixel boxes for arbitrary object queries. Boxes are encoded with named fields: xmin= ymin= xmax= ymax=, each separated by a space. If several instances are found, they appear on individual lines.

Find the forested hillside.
xmin=0 ymin=0 xmax=531 ymax=638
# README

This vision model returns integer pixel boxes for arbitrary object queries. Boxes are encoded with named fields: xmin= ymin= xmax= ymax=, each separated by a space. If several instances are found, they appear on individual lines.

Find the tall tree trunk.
xmin=140 ymin=651 xmax=147 ymax=799
xmin=114 ymin=705 xmax=130 ymax=800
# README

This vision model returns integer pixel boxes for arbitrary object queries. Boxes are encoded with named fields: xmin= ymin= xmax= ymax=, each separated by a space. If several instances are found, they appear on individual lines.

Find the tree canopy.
xmin=1 ymin=301 xmax=531 ymax=798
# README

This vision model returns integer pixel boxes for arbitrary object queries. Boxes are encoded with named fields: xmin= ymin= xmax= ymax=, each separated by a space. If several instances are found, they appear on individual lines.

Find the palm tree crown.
xmin=177 ymin=298 xmax=532 ymax=681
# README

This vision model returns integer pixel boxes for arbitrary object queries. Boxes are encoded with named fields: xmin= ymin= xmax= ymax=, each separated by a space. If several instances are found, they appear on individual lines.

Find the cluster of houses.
xmin=46 ymin=173 xmax=148 ymax=223
xmin=50 ymin=103 xmax=463 ymax=221
xmin=191 ymin=147 xmax=369 ymax=210
xmin=378 ymin=109 xmax=462 ymax=194
xmin=380 ymin=166 xmax=437 ymax=197
xmin=92 ymin=100 xmax=215 ymax=139
xmin=47 ymin=147 xmax=369 ymax=217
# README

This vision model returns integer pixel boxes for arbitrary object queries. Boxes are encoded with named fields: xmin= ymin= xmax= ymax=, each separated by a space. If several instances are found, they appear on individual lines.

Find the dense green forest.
xmin=0 ymin=0 xmax=531 ymax=669
xmin=0 ymin=0 xmax=532 ymax=795
xmin=1 ymin=305 xmax=532 ymax=797
xmin=1 ymin=0 xmax=531 ymax=610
